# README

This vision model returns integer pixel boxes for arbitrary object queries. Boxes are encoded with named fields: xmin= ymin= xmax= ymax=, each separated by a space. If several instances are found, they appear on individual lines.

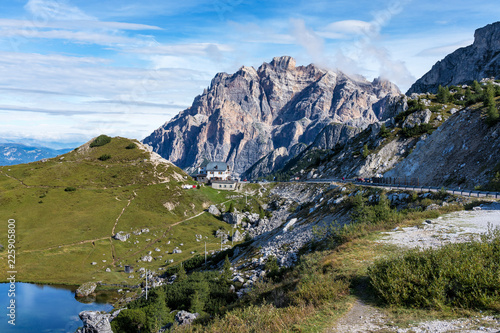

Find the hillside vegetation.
xmin=0 ymin=136 xmax=253 ymax=285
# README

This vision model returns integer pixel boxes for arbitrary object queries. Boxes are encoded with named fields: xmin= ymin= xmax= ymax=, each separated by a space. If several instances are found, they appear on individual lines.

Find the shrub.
xmin=401 ymin=123 xmax=433 ymax=138
xmin=380 ymin=124 xmax=390 ymax=138
xmin=111 ymin=309 xmax=147 ymax=333
xmin=486 ymin=105 xmax=499 ymax=126
xmin=89 ymin=135 xmax=111 ymax=148
xmin=362 ymin=144 xmax=369 ymax=158
xmin=125 ymin=143 xmax=137 ymax=149
xmin=98 ymin=154 xmax=111 ymax=161
xmin=368 ymin=227 xmax=500 ymax=310
xmin=436 ymin=85 xmax=451 ymax=103
xmin=64 ymin=186 xmax=76 ymax=192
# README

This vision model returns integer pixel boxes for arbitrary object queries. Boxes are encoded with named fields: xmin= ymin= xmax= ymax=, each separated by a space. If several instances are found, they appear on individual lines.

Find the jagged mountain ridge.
xmin=143 ymin=56 xmax=402 ymax=176
xmin=0 ymin=143 xmax=71 ymax=166
xmin=407 ymin=21 xmax=500 ymax=94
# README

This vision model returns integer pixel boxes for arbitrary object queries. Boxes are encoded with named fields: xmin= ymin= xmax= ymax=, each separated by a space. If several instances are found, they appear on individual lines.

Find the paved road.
xmin=304 ymin=178 xmax=500 ymax=199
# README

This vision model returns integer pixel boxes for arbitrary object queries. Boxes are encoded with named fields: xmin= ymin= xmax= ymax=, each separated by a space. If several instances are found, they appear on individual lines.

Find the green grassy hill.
xmin=0 ymin=136 xmax=242 ymax=285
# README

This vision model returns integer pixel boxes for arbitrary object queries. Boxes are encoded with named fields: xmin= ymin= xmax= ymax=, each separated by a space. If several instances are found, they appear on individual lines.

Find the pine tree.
xmin=362 ymin=144 xmax=369 ymax=158
xmin=483 ymin=83 xmax=495 ymax=108
xmin=221 ymin=255 xmax=232 ymax=282
xmin=486 ymin=105 xmax=499 ymax=125
xmin=177 ymin=263 xmax=187 ymax=281
xmin=436 ymin=85 xmax=451 ymax=103
xmin=472 ymin=80 xmax=482 ymax=94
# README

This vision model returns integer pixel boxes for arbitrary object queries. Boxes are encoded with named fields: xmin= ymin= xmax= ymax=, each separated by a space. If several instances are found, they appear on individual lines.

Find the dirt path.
xmin=329 ymin=202 xmax=500 ymax=333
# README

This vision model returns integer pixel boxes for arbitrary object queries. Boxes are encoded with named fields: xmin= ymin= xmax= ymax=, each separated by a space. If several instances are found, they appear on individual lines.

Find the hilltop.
xmin=0 ymin=135 xmax=254 ymax=285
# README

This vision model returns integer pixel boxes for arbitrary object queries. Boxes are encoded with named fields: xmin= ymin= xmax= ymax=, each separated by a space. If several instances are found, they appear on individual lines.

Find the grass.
xmin=0 ymin=136 xmax=253 ymax=285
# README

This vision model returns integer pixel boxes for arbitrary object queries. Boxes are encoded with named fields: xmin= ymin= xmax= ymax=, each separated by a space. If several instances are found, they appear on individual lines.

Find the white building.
xmin=196 ymin=161 xmax=231 ymax=182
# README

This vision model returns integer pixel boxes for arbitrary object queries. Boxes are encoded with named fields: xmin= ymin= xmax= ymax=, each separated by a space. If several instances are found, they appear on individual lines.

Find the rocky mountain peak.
xmin=407 ymin=21 xmax=500 ymax=94
xmin=143 ymin=57 xmax=403 ymax=176
xmin=269 ymin=56 xmax=296 ymax=71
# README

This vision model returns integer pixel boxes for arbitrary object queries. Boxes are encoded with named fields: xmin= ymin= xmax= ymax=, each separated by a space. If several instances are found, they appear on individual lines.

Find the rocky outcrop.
xmin=144 ymin=56 xmax=401 ymax=176
xmin=75 ymin=282 xmax=97 ymax=297
xmin=402 ymin=109 xmax=432 ymax=128
xmin=175 ymin=310 xmax=199 ymax=326
xmin=385 ymin=107 xmax=500 ymax=188
xmin=407 ymin=21 xmax=500 ymax=94
xmin=113 ymin=231 xmax=129 ymax=242
xmin=76 ymin=311 xmax=112 ymax=333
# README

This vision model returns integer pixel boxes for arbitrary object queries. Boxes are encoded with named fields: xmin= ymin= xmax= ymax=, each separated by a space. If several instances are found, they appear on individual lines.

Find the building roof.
xmin=206 ymin=161 xmax=228 ymax=171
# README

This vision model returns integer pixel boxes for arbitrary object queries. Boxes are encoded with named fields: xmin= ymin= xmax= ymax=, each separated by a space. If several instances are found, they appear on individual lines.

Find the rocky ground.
xmin=330 ymin=202 xmax=500 ymax=333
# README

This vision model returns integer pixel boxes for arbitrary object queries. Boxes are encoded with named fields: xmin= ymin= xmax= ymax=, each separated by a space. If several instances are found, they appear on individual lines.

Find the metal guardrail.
xmin=305 ymin=178 xmax=500 ymax=199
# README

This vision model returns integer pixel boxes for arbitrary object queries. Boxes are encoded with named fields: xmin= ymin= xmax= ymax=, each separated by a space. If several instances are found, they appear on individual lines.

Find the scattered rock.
xmin=77 ymin=311 xmax=112 ymax=333
xmin=113 ymin=231 xmax=130 ymax=242
xmin=174 ymin=310 xmax=199 ymax=326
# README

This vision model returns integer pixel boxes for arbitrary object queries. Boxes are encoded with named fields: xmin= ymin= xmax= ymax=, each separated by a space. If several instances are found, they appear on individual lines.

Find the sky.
xmin=0 ymin=0 xmax=499 ymax=148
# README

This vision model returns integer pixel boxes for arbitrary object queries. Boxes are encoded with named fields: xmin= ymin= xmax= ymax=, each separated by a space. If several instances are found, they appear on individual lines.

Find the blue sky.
xmin=0 ymin=0 xmax=499 ymax=148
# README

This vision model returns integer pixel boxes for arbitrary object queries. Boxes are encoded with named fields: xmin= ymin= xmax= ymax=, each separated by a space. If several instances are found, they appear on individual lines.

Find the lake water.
xmin=0 ymin=282 xmax=114 ymax=333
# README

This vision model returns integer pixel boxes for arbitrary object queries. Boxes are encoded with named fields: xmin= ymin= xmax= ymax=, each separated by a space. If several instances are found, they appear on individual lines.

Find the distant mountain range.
xmin=143 ymin=56 xmax=402 ymax=177
xmin=0 ymin=143 xmax=72 ymax=166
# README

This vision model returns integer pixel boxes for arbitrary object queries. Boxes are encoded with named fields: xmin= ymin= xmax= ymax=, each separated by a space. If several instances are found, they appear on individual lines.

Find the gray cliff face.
xmin=385 ymin=107 xmax=500 ymax=188
xmin=143 ymin=56 xmax=401 ymax=176
xmin=407 ymin=21 xmax=500 ymax=94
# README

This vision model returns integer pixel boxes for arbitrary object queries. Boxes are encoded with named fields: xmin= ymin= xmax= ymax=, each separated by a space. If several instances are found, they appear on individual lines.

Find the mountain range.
xmin=0 ymin=143 xmax=72 ymax=166
xmin=144 ymin=21 xmax=500 ymax=188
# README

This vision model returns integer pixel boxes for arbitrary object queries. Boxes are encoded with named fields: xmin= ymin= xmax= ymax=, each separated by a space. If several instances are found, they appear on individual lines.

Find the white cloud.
xmin=319 ymin=20 xmax=375 ymax=39
xmin=290 ymin=18 xmax=326 ymax=67
xmin=24 ymin=0 xmax=95 ymax=21
xmin=0 ymin=18 xmax=162 ymax=31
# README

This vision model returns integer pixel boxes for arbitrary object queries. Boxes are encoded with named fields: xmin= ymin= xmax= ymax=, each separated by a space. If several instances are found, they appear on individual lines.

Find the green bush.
xmin=64 ymin=186 xmax=76 ymax=192
xmin=111 ymin=309 xmax=147 ymax=333
xmin=486 ymin=105 xmax=499 ymax=126
xmin=368 ymin=227 xmax=500 ymax=310
xmin=362 ymin=144 xmax=369 ymax=158
xmin=379 ymin=124 xmax=390 ymax=138
xmin=125 ymin=143 xmax=137 ymax=149
xmin=401 ymin=123 xmax=433 ymax=137
xmin=98 ymin=154 xmax=111 ymax=161
xmin=89 ymin=135 xmax=111 ymax=148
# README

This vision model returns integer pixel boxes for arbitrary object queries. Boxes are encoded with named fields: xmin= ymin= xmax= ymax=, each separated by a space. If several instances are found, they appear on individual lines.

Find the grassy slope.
xmin=0 ymin=137 xmax=246 ymax=285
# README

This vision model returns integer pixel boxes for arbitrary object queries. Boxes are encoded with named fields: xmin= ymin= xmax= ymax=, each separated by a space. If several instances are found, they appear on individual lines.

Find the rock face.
xmin=144 ymin=56 xmax=401 ymax=176
xmin=407 ymin=21 xmax=500 ymax=94
xmin=76 ymin=311 xmax=112 ymax=333
xmin=385 ymin=107 xmax=500 ymax=188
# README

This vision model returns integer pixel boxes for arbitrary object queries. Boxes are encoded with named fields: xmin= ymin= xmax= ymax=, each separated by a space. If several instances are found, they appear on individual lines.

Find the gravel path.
xmin=378 ymin=202 xmax=500 ymax=250
xmin=330 ymin=202 xmax=500 ymax=333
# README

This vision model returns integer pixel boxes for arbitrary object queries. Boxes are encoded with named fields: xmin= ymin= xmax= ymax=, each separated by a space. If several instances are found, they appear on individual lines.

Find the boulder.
xmin=140 ymin=255 xmax=153 ymax=262
xmin=174 ymin=310 xmax=199 ymax=326
xmin=76 ymin=282 xmax=97 ymax=297
xmin=402 ymin=109 xmax=432 ymax=128
xmin=208 ymin=205 xmax=221 ymax=216
xmin=113 ymin=231 xmax=129 ymax=242
xmin=231 ymin=230 xmax=244 ymax=242
xmin=223 ymin=212 xmax=242 ymax=225
xmin=215 ymin=229 xmax=229 ymax=243
xmin=77 ymin=311 xmax=112 ymax=333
